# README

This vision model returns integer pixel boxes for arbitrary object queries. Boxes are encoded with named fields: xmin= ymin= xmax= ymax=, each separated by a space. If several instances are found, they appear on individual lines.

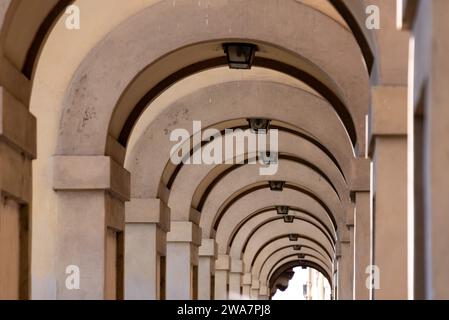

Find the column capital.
xmin=199 ymin=238 xmax=217 ymax=257
xmin=167 ymin=221 xmax=201 ymax=246
xmin=215 ymin=254 xmax=231 ymax=271
xmin=259 ymin=285 xmax=268 ymax=296
xmin=0 ymin=87 xmax=36 ymax=159
xmin=242 ymin=273 xmax=252 ymax=285
xmin=230 ymin=258 xmax=243 ymax=273
xmin=52 ymin=155 xmax=130 ymax=201
xmin=350 ymin=158 xmax=371 ymax=193
xmin=335 ymin=240 xmax=350 ymax=259
xmin=369 ymin=85 xmax=408 ymax=156
xmin=251 ymin=279 xmax=260 ymax=290
xmin=125 ymin=198 xmax=170 ymax=232
xmin=345 ymin=202 xmax=355 ymax=227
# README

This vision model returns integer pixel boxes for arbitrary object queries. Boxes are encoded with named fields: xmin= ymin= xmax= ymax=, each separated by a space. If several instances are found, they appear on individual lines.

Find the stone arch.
xmin=200 ymin=160 xmax=343 ymax=241
xmin=162 ymin=127 xmax=351 ymax=225
xmin=215 ymin=188 xmax=337 ymax=255
xmin=128 ymin=80 xmax=355 ymax=200
xmin=264 ymin=255 xmax=331 ymax=290
xmin=0 ymin=0 xmax=392 ymax=300
xmin=269 ymin=259 xmax=332 ymax=296
xmin=229 ymin=211 xmax=334 ymax=262
xmin=259 ymin=247 xmax=332 ymax=285
xmin=242 ymin=219 xmax=335 ymax=271
xmin=251 ymin=239 xmax=331 ymax=279
xmin=57 ymin=0 xmax=369 ymax=159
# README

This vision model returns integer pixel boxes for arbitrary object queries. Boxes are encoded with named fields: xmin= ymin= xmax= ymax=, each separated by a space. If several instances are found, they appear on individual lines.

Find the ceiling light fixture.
xmin=269 ymin=181 xmax=285 ymax=192
xmin=223 ymin=43 xmax=257 ymax=69
xmin=247 ymin=118 xmax=271 ymax=133
xmin=276 ymin=206 xmax=289 ymax=215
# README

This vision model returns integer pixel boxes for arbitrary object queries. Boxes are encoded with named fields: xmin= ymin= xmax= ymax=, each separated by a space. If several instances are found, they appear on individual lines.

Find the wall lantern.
xmin=248 ymin=118 xmax=271 ymax=133
xmin=276 ymin=206 xmax=289 ymax=215
xmin=293 ymin=245 xmax=302 ymax=251
xmin=288 ymin=234 xmax=299 ymax=242
xmin=269 ymin=181 xmax=285 ymax=192
xmin=260 ymin=151 xmax=278 ymax=165
xmin=223 ymin=43 xmax=257 ymax=69
xmin=283 ymin=215 xmax=294 ymax=223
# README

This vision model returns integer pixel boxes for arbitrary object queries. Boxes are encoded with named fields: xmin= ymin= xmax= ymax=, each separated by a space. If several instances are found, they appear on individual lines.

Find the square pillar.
xmin=350 ymin=158 xmax=371 ymax=300
xmin=251 ymin=278 xmax=260 ymax=300
xmin=352 ymin=191 xmax=371 ymax=300
xmin=242 ymin=273 xmax=252 ymax=300
xmin=166 ymin=221 xmax=201 ymax=300
xmin=229 ymin=259 xmax=243 ymax=300
xmin=198 ymin=239 xmax=217 ymax=300
xmin=369 ymin=86 xmax=408 ymax=299
xmin=125 ymin=198 xmax=169 ymax=300
xmin=259 ymin=282 xmax=269 ymax=300
xmin=53 ymin=156 xmax=130 ymax=300
xmin=214 ymin=254 xmax=230 ymax=300
xmin=337 ymin=238 xmax=353 ymax=300
xmin=0 ymin=87 xmax=35 ymax=300
xmin=416 ymin=1 xmax=449 ymax=299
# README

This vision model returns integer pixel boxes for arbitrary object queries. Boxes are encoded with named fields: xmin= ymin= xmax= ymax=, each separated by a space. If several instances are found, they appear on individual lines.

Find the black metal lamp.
xmin=223 ymin=43 xmax=257 ymax=69
xmin=269 ymin=181 xmax=285 ymax=192
xmin=293 ymin=245 xmax=302 ymax=251
xmin=248 ymin=118 xmax=270 ymax=133
xmin=288 ymin=234 xmax=298 ymax=241
xmin=276 ymin=206 xmax=289 ymax=215
xmin=298 ymin=254 xmax=306 ymax=259
xmin=260 ymin=151 xmax=278 ymax=165
xmin=283 ymin=215 xmax=294 ymax=223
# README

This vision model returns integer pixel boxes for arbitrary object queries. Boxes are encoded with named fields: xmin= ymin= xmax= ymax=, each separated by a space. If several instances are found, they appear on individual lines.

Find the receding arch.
xmin=229 ymin=207 xmax=334 ymax=253
xmin=213 ymin=188 xmax=340 ymax=254
xmin=164 ymin=129 xmax=351 ymax=225
xmin=242 ymin=219 xmax=335 ymax=271
xmin=259 ymin=247 xmax=331 ymax=282
xmin=269 ymin=260 xmax=332 ymax=291
xmin=57 ymin=0 xmax=369 ymax=160
xmin=251 ymin=238 xmax=331 ymax=279
xmin=209 ymin=182 xmax=340 ymax=236
xmin=230 ymin=210 xmax=335 ymax=262
xmin=263 ymin=253 xmax=331 ymax=286
xmin=161 ymin=128 xmax=349 ymax=230
xmin=127 ymin=81 xmax=355 ymax=209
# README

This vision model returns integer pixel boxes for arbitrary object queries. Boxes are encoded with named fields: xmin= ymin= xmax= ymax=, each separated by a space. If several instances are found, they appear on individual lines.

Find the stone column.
xmin=228 ymin=259 xmax=243 ymax=300
xmin=353 ymin=191 xmax=371 ymax=300
xmin=418 ymin=1 xmax=449 ymax=300
xmin=259 ymin=283 xmax=269 ymax=300
xmin=214 ymin=255 xmax=230 ymax=300
xmin=0 ymin=86 xmax=35 ymax=299
xmin=242 ymin=273 xmax=252 ymax=299
xmin=53 ymin=155 xmax=130 ymax=299
xmin=337 ymin=238 xmax=353 ymax=300
xmin=166 ymin=221 xmax=201 ymax=300
xmin=369 ymin=86 xmax=408 ymax=299
xmin=251 ymin=279 xmax=260 ymax=300
xmin=124 ymin=198 xmax=169 ymax=300
xmin=350 ymin=159 xmax=371 ymax=300
xmin=198 ymin=239 xmax=217 ymax=300
xmin=345 ymin=200 xmax=355 ymax=300
xmin=332 ymin=257 xmax=338 ymax=299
